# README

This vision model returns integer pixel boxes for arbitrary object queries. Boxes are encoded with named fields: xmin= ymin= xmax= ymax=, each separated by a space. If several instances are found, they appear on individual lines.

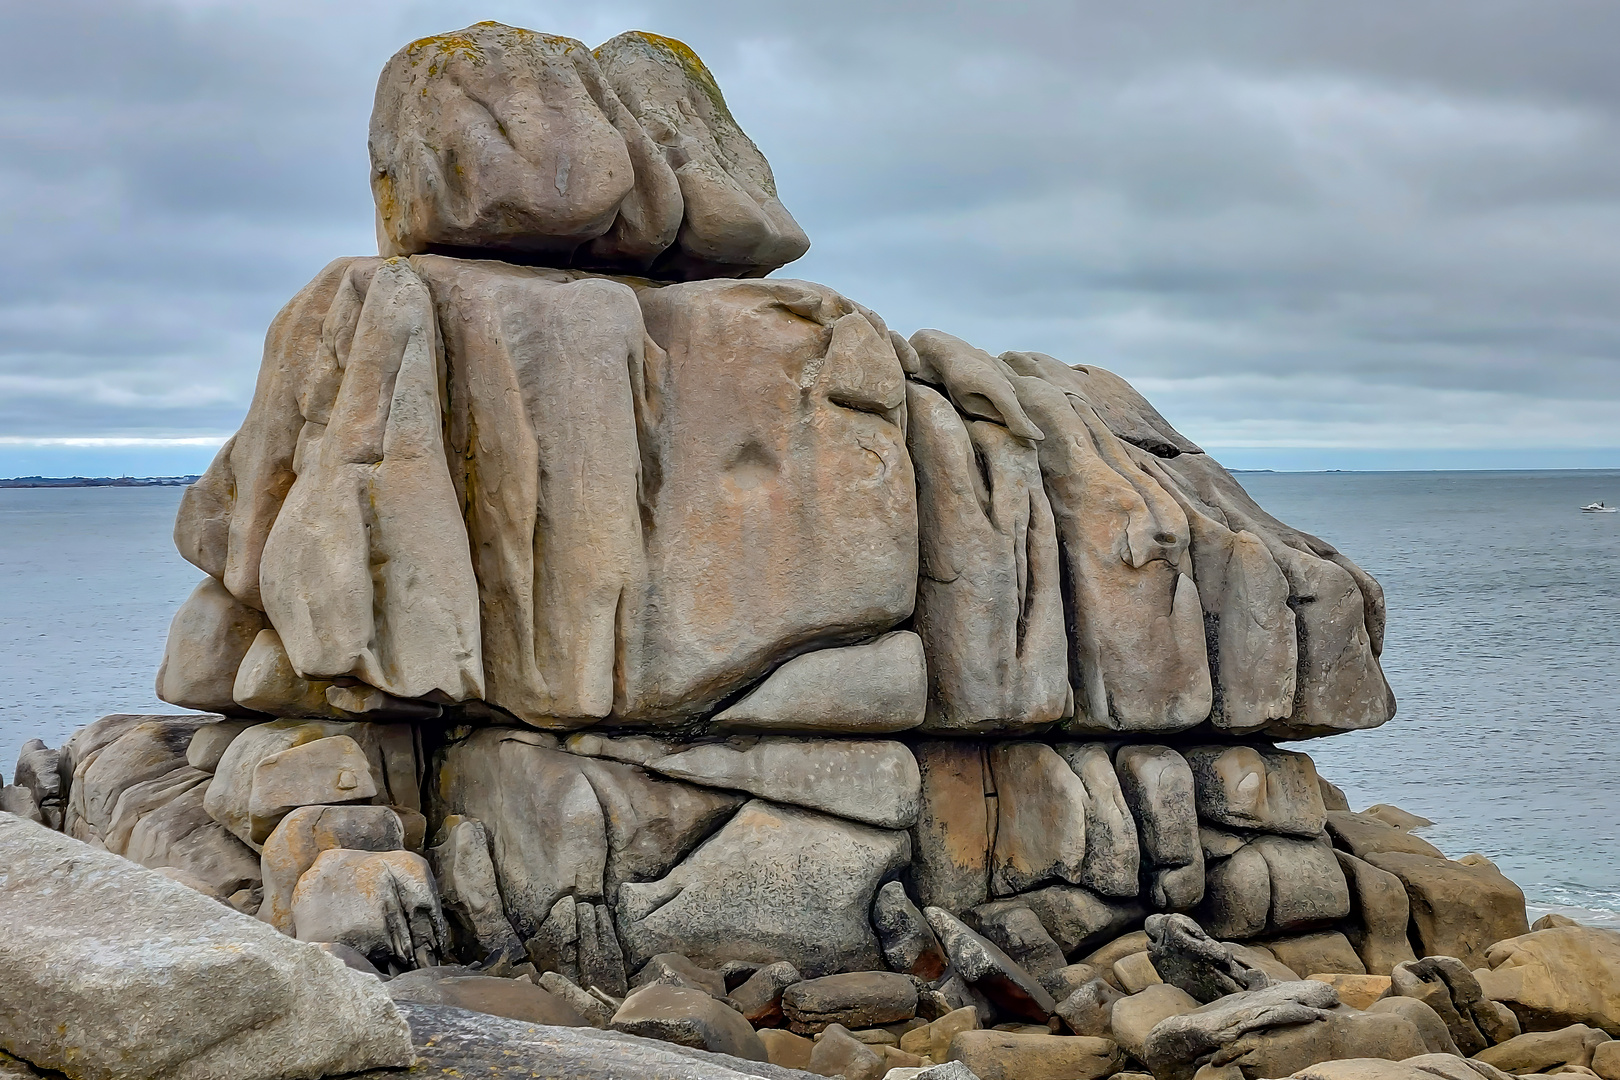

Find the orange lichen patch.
xmin=602 ymin=30 xmax=733 ymax=119
xmin=404 ymin=29 xmax=486 ymax=67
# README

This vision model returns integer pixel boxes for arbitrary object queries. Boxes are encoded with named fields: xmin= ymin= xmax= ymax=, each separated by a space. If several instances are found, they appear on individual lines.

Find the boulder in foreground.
xmin=0 ymin=813 xmax=412 ymax=1080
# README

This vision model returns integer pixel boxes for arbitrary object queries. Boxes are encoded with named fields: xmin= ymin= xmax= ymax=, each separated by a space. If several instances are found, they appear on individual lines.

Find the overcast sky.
xmin=3 ymin=0 xmax=1618 ymax=474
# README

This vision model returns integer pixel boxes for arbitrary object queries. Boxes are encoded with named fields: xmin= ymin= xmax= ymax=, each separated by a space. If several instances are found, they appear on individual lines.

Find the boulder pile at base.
xmin=4 ymin=19 xmax=1612 ymax=1080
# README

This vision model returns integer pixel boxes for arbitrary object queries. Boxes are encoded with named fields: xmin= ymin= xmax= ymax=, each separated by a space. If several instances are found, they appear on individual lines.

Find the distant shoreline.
xmin=0 ymin=475 xmax=198 ymax=489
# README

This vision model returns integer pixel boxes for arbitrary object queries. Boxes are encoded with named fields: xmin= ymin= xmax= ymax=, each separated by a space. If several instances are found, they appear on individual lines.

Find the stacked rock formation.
xmin=141 ymin=15 xmax=1407 ymax=975
xmin=12 ymin=21 xmax=1601 ymax=1080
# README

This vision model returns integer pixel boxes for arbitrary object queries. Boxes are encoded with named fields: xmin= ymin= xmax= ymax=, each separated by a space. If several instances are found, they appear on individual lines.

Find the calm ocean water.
xmin=2 ymin=472 xmax=1618 ymax=918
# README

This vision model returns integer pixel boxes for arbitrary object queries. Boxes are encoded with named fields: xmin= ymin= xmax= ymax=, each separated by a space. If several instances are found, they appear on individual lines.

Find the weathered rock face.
xmin=370 ymin=22 xmax=807 ymax=281
xmin=123 ymin=23 xmax=1422 ymax=1042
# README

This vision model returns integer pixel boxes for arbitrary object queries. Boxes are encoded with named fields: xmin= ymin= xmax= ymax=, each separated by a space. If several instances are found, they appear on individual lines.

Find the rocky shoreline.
xmin=5 ymin=720 xmax=1619 ymax=1080
xmin=5 ymin=18 xmax=1617 ymax=1080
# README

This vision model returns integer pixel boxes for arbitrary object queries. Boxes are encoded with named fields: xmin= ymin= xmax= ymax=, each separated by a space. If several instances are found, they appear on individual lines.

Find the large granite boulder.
xmin=0 ymin=814 xmax=412 ymax=1080
xmin=1363 ymin=852 xmax=1528 ymax=969
xmin=369 ymin=23 xmax=806 ymax=280
xmin=1476 ymin=926 xmax=1620 ymax=1036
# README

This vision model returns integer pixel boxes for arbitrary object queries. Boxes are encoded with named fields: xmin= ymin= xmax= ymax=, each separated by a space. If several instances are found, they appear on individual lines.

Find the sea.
xmin=2 ymin=471 xmax=1618 ymax=922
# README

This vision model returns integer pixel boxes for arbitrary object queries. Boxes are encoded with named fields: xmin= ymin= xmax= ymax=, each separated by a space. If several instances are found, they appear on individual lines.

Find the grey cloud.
xmin=0 ymin=0 xmax=1616 ymax=454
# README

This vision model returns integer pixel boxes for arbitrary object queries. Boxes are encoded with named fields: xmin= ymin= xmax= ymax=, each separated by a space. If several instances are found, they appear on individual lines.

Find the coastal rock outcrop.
xmin=15 ymin=19 xmax=1566 ymax=1080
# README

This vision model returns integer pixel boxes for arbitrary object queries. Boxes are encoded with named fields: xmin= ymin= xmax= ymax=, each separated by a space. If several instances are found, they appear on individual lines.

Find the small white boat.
xmin=1581 ymin=502 xmax=1619 ymax=513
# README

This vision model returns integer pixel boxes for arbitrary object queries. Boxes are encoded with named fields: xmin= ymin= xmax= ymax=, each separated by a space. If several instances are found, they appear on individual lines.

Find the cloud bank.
xmin=2 ymin=0 xmax=1617 ymax=472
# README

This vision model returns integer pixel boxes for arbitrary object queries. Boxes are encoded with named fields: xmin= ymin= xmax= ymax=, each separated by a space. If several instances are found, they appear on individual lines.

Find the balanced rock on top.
xmin=369 ymin=22 xmax=809 ymax=279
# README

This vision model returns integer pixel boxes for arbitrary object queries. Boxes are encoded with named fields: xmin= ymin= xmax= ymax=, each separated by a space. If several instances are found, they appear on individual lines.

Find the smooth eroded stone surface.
xmin=417 ymin=256 xmax=648 ymax=725
xmin=807 ymin=1024 xmax=885 ymax=1080
xmin=948 ymin=1030 xmax=1122 ymax=1080
xmin=185 ymin=720 xmax=256 ymax=773
xmin=1111 ymin=982 xmax=1202 ymax=1059
xmin=1115 ymin=745 xmax=1204 ymax=910
xmin=594 ymin=31 xmax=810 ymax=280
xmin=1054 ymin=742 xmax=1143 ymax=898
xmin=1200 ymin=843 xmax=1273 ymax=940
xmin=782 ymin=971 xmax=917 ymax=1034
xmin=1474 ymin=1024 xmax=1611 ymax=1074
xmin=1389 ymin=957 xmax=1493 ymax=1056
xmin=1253 ymin=836 xmax=1353 ymax=932
xmin=565 ymin=733 xmax=920 ymax=829
xmin=1267 ymin=932 xmax=1368 ymax=978
xmin=257 ymin=258 xmax=483 ymax=705
xmin=1183 ymin=746 xmax=1328 ymax=839
xmin=728 ymin=961 xmax=802 ymax=1027
xmin=1015 ymin=883 xmax=1145 ymax=957
xmin=206 ymin=719 xmax=419 ymax=851
xmin=988 ymin=741 xmax=1088 ymax=895
xmin=1366 ymin=998 xmax=1462 ymax=1058
xmin=1337 ymin=851 xmax=1418 ymax=975
xmin=873 ymin=881 xmax=949 ymax=982
xmin=0 ymin=815 xmax=412 ymax=1080
xmin=1363 ymin=852 xmax=1528 ymax=969
xmin=1306 ymin=974 xmax=1392 ymax=1010
xmin=247 ymin=734 xmax=378 ymax=844
xmin=67 ymin=715 xmax=212 ymax=844
xmin=617 ymin=800 xmax=910 ymax=977
xmin=292 ymin=847 xmax=450 ymax=973
xmin=1146 ymin=913 xmax=1272 ymax=1003
xmin=387 ymin=972 xmax=589 ymax=1028
xmin=118 ymin=779 xmax=262 ymax=899
xmin=1327 ymin=812 xmax=1446 ymax=861
xmin=433 ymin=728 xmax=743 ymax=951
xmin=155 ymin=575 xmax=267 ymax=715
xmin=1141 ymin=979 xmax=1344 ymax=1080
xmin=967 ymin=902 xmax=1068 ymax=979
xmin=231 ymin=628 xmax=347 ymax=719
xmin=259 ymin=803 xmax=406 ymax=934
xmin=0 ymin=787 xmax=41 ymax=825
xmin=347 ymin=1001 xmax=808 ymax=1080
xmin=371 ymin=24 xmax=681 ymax=268
xmin=101 ymin=764 xmax=210 ymax=857
xmin=611 ymin=984 xmax=768 ymax=1061
xmin=1007 ymin=369 xmax=1211 ymax=734
xmin=13 ymin=741 xmax=62 ymax=831
xmin=1477 ymin=926 xmax=1620 ymax=1036
xmin=906 ymin=367 xmax=1067 ymax=734
xmin=1151 ymin=450 xmax=1394 ymax=739
xmin=709 ymin=632 xmax=927 ymax=734
xmin=620 ymin=279 xmax=915 ymax=721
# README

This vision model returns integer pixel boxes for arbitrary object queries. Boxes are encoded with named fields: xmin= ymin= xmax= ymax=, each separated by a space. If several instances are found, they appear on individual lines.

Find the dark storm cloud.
xmin=1 ymin=0 xmax=1616 ymax=455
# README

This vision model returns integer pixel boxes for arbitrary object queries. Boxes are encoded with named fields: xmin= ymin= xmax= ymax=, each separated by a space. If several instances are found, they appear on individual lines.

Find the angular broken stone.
xmin=924 ymin=906 xmax=1057 ymax=1022
xmin=872 ymin=881 xmax=949 ymax=982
